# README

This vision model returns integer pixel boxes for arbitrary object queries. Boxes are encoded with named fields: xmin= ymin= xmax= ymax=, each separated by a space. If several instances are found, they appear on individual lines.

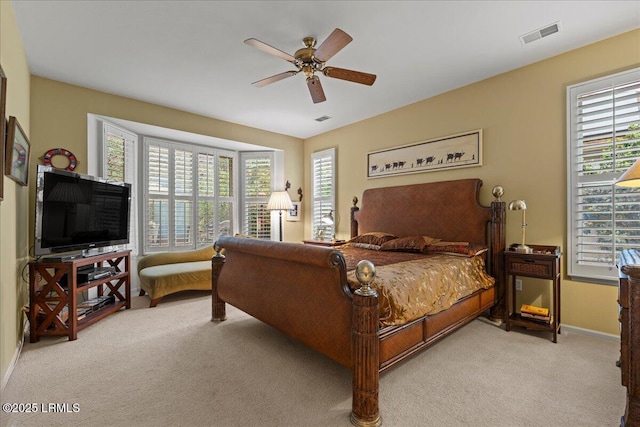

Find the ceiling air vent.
xmin=520 ymin=22 xmax=561 ymax=45
xmin=315 ymin=115 xmax=331 ymax=122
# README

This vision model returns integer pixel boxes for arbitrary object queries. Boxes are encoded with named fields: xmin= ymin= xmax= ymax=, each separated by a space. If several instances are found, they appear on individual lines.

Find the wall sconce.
xmin=508 ymin=199 xmax=533 ymax=254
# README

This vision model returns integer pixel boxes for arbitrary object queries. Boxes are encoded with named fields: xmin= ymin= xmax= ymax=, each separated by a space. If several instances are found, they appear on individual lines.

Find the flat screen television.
xmin=34 ymin=165 xmax=131 ymax=257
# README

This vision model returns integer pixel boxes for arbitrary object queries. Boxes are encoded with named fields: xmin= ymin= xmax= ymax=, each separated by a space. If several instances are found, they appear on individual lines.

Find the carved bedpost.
xmin=490 ymin=185 xmax=506 ymax=321
xmin=211 ymin=241 xmax=227 ymax=322
xmin=351 ymin=260 xmax=381 ymax=427
xmin=351 ymin=196 xmax=360 ymax=239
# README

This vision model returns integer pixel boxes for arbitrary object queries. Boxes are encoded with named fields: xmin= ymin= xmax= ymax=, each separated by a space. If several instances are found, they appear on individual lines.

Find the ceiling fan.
xmin=244 ymin=28 xmax=376 ymax=104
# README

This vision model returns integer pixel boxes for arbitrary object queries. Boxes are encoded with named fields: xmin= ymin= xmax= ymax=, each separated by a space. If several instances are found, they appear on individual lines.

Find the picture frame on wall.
xmin=6 ymin=116 xmax=31 ymax=186
xmin=366 ymin=129 xmax=483 ymax=179
xmin=287 ymin=201 xmax=301 ymax=222
xmin=0 ymin=65 xmax=7 ymax=200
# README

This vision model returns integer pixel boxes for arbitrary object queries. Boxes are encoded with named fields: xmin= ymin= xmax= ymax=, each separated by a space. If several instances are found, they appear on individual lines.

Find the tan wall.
xmin=304 ymin=29 xmax=640 ymax=335
xmin=1 ymin=1 xmax=32 ymax=388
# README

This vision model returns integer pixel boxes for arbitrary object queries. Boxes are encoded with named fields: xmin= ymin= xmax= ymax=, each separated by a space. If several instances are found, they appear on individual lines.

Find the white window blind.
xmin=240 ymin=152 xmax=273 ymax=239
xmin=102 ymin=122 xmax=138 ymax=255
xmin=216 ymin=154 xmax=234 ymax=239
xmin=567 ymin=68 xmax=640 ymax=282
xmin=311 ymin=148 xmax=336 ymax=240
xmin=144 ymin=137 xmax=236 ymax=252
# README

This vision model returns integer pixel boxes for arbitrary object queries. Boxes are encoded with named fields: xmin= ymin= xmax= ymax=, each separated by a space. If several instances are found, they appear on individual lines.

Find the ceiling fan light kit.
xmin=245 ymin=28 xmax=376 ymax=103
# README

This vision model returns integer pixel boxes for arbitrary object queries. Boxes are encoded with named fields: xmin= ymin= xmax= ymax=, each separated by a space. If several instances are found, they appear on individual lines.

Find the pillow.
xmin=380 ymin=235 xmax=441 ymax=252
xmin=424 ymin=241 xmax=489 ymax=257
xmin=349 ymin=232 xmax=398 ymax=247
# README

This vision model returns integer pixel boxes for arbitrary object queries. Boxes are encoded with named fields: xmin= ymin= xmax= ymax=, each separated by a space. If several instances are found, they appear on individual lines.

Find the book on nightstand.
xmin=521 ymin=312 xmax=552 ymax=323
xmin=521 ymin=304 xmax=549 ymax=317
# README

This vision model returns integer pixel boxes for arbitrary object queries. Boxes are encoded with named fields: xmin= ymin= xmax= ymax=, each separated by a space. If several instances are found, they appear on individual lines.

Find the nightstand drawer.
xmin=506 ymin=257 xmax=554 ymax=279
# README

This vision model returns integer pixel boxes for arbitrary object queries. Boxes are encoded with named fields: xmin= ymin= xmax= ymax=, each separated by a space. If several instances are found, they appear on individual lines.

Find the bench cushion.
xmin=139 ymin=260 xmax=211 ymax=300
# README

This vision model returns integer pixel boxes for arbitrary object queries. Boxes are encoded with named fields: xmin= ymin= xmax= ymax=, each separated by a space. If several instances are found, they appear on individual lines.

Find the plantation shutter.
xmin=102 ymin=122 xmax=138 ymax=255
xmin=216 ymin=154 xmax=234 ymax=239
xmin=240 ymin=152 xmax=273 ymax=239
xmin=311 ymin=148 xmax=336 ymax=240
xmin=173 ymin=148 xmax=194 ymax=248
xmin=146 ymin=140 xmax=171 ymax=250
xmin=196 ymin=152 xmax=216 ymax=246
xmin=144 ymin=138 xmax=237 ymax=252
xmin=567 ymin=68 xmax=640 ymax=282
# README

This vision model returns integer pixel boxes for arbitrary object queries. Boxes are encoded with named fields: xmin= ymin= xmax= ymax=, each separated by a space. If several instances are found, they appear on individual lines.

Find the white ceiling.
xmin=11 ymin=1 xmax=640 ymax=140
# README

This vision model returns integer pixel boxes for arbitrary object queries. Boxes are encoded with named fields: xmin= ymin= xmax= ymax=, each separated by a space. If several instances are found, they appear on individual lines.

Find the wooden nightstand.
xmin=505 ymin=245 xmax=562 ymax=343
xmin=303 ymin=239 xmax=346 ymax=247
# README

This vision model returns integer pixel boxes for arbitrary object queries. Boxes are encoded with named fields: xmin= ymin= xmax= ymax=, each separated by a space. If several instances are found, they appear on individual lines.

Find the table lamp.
xmin=322 ymin=209 xmax=335 ymax=241
xmin=508 ymin=199 xmax=533 ymax=253
xmin=267 ymin=191 xmax=293 ymax=242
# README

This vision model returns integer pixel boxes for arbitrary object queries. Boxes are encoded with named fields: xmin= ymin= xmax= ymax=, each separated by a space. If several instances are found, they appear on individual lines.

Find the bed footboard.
xmin=211 ymin=237 xmax=382 ymax=426
xmin=211 ymin=236 xmax=355 ymax=366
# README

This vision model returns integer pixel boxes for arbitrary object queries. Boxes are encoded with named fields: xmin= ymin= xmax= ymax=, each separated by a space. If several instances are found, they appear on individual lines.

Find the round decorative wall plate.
xmin=43 ymin=148 xmax=78 ymax=171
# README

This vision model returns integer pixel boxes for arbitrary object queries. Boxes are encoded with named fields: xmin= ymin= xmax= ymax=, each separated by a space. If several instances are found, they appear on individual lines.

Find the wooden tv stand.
xmin=28 ymin=250 xmax=131 ymax=342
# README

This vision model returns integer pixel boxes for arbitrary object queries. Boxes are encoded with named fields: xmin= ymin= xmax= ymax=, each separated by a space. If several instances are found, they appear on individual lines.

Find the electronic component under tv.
xmin=34 ymin=165 xmax=131 ymax=257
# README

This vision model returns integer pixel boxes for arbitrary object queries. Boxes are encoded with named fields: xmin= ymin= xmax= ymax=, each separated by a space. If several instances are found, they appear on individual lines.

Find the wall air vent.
xmin=315 ymin=115 xmax=331 ymax=122
xmin=520 ymin=22 xmax=561 ymax=45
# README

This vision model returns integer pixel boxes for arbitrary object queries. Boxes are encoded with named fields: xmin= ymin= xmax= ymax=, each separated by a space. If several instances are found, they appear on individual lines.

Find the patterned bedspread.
xmin=340 ymin=244 xmax=495 ymax=327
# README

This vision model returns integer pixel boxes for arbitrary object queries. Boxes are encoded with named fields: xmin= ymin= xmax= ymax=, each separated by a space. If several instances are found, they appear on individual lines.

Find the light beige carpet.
xmin=1 ymin=292 xmax=626 ymax=427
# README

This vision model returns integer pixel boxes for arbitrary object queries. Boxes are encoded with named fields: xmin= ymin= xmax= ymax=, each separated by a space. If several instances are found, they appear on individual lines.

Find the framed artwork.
xmin=6 ymin=116 xmax=31 ymax=186
xmin=0 ymin=65 xmax=6 ymax=200
xmin=287 ymin=201 xmax=301 ymax=222
xmin=367 ymin=129 xmax=483 ymax=178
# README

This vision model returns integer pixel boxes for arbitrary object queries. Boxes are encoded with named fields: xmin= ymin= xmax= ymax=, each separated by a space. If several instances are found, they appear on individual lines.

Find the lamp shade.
xmin=267 ymin=191 xmax=293 ymax=211
xmin=508 ymin=199 xmax=527 ymax=211
xmin=615 ymin=159 xmax=640 ymax=188
xmin=322 ymin=210 xmax=334 ymax=225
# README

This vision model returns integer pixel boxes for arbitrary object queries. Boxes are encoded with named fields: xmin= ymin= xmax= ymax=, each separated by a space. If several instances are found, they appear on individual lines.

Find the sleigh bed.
xmin=211 ymin=178 xmax=506 ymax=426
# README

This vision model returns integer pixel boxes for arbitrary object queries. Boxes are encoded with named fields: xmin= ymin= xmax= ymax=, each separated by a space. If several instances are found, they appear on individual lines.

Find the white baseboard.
xmin=1 ymin=321 xmax=27 ymax=392
xmin=561 ymin=323 xmax=620 ymax=341
xmin=478 ymin=316 xmax=620 ymax=342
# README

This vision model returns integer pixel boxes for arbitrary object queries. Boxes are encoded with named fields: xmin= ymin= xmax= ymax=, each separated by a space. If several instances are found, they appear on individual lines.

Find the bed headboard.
xmin=351 ymin=179 xmax=506 ymax=303
xmin=351 ymin=179 xmax=496 ymax=245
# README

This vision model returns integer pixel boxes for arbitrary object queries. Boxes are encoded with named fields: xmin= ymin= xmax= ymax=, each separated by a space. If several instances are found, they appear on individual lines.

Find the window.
xmin=239 ymin=152 xmax=273 ymax=239
xmin=101 ymin=122 xmax=138 ymax=255
xmin=144 ymin=137 xmax=236 ymax=252
xmin=311 ymin=148 xmax=336 ymax=240
xmin=567 ymin=68 xmax=640 ymax=282
xmin=92 ymin=116 xmax=283 ymax=252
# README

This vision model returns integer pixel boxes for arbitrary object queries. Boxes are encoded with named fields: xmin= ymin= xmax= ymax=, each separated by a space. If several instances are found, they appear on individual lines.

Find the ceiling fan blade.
xmin=306 ymin=76 xmax=326 ymax=103
xmin=244 ymin=38 xmax=296 ymax=63
xmin=252 ymin=70 xmax=299 ymax=87
xmin=313 ymin=28 xmax=353 ymax=63
xmin=323 ymin=67 xmax=376 ymax=86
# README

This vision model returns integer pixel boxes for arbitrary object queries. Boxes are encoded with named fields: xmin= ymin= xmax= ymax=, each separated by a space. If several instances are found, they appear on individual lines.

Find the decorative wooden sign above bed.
xmin=367 ymin=129 xmax=482 ymax=178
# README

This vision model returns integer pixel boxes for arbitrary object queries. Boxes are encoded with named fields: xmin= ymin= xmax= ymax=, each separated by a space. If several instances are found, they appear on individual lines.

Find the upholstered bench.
xmin=137 ymin=246 xmax=214 ymax=307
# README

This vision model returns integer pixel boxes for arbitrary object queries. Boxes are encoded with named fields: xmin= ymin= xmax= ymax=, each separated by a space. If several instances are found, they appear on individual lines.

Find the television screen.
xmin=35 ymin=165 xmax=131 ymax=256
